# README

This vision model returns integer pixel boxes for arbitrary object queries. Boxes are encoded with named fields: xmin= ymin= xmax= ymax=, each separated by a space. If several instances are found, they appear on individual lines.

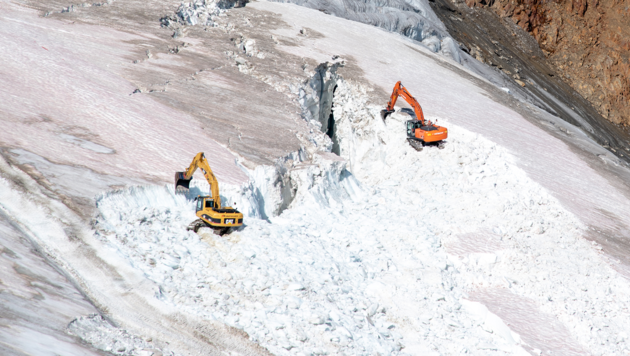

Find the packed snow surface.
xmin=3 ymin=1 xmax=630 ymax=355
xmin=88 ymin=80 xmax=630 ymax=355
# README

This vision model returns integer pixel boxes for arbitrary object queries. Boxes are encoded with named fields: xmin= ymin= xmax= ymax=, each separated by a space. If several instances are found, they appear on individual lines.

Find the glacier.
xmin=1 ymin=0 xmax=630 ymax=355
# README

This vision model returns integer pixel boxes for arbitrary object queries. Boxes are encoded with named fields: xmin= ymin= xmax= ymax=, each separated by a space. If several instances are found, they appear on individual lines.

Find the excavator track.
xmin=407 ymin=138 xmax=447 ymax=151
xmin=215 ymin=227 xmax=231 ymax=236
xmin=186 ymin=219 xmax=231 ymax=235
xmin=186 ymin=219 xmax=206 ymax=233
xmin=407 ymin=138 xmax=424 ymax=151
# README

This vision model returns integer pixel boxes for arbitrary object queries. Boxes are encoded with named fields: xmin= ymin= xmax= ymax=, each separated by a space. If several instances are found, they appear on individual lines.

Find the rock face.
xmin=468 ymin=0 xmax=630 ymax=126
xmin=430 ymin=0 xmax=630 ymax=161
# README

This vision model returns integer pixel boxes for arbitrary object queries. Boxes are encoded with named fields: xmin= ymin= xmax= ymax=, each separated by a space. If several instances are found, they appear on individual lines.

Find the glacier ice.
xmin=270 ymin=0 xmax=464 ymax=62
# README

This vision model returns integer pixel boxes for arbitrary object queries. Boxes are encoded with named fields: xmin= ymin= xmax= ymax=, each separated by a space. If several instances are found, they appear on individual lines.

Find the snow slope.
xmin=85 ymin=78 xmax=630 ymax=355
xmin=0 ymin=214 xmax=103 ymax=356
xmin=256 ymin=0 xmax=630 ymax=276
xmin=269 ymin=0 xmax=463 ymax=63
xmin=0 ymin=0 xmax=294 ymax=185
xmin=2 ymin=0 xmax=630 ymax=355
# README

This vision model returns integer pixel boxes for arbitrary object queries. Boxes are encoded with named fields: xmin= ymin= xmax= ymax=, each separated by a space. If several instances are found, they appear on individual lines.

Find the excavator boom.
xmin=381 ymin=81 xmax=426 ymax=124
xmin=175 ymin=152 xmax=222 ymax=208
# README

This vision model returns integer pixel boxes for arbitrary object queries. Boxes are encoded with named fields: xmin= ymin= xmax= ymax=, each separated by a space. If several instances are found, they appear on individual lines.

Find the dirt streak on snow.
xmin=0 ymin=1 xmax=246 ymax=185
xmin=469 ymin=288 xmax=587 ymax=356
xmin=0 ymin=215 xmax=102 ymax=356
xmin=443 ymin=231 xmax=508 ymax=256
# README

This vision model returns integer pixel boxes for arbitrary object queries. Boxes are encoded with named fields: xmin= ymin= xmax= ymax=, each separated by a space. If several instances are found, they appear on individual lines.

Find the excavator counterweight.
xmin=382 ymin=81 xmax=447 ymax=150
xmin=175 ymin=152 xmax=243 ymax=234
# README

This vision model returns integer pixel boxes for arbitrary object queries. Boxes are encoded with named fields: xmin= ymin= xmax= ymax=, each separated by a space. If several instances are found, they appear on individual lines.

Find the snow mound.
xmin=92 ymin=174 xmax=500 ymax=355
xmin=83 ymin=76 xmax=630 ymax=356
xmin=329 ymin=79 xmax=630 ymax=355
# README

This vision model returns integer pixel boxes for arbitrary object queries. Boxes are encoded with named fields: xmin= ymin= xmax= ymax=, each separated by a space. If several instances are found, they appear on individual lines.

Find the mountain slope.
xmin=1 ymin=0 xmax=630 ymax=355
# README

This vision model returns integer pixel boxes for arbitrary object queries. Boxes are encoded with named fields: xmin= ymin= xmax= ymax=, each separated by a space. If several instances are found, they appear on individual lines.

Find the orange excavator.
xmin=175 ymin=152 xmax=243 ymax=234
xmin=381 ymin=81 xmax=448 ymax=150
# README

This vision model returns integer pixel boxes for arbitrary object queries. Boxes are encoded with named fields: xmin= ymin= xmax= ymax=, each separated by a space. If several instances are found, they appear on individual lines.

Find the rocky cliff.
xmin=467 ymin=0 xmax=630 ymax=126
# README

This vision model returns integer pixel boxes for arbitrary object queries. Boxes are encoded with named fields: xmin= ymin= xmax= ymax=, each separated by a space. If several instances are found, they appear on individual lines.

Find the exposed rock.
xmin=430 ymin=0 xmax=630 ymax=163
xmin=468 ymin=0 xmax=630 ymax=126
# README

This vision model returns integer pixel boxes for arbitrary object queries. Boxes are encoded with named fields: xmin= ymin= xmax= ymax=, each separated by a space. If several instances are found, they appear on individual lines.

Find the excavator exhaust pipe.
xmin=381 ymin=109 xmax=394 ymax=122
xmin=174 ymin=172 xmax=192 ymax=190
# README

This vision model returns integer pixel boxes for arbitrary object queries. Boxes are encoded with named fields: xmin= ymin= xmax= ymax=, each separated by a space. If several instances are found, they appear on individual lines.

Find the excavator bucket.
xmin=381 ymin=109 xmax=395 ymax=121
xmin=174 ymin=172 xmax=192 ymax=190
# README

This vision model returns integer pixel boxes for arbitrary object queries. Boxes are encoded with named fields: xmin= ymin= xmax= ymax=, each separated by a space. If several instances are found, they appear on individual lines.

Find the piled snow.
xmin=68 ymin=314 xmax=179 ymax=356
xmin=160 ymin=0 xmax=248 ymax=29
xmin=84 ymin=78 xmax=630 ymax=355
xmin=93 ymin=177 xmax=514 ymax=355
xmin=176 ymin=0 xmax=223 ymax=27
xmin=331 ymin=79 xmax=630 ymax=355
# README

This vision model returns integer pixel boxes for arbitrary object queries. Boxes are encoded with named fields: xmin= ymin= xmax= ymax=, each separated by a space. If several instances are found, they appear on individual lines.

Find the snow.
xmin=467 ymin=289 xmax=587 ymax=356
xmin=68 ymin=314 xmax=179 ymax=356
xmin=81 ymin=78 xmax=630 ymax=355
xmin=0 ymin=215 xmax=102 ymax=356
xmin=0 ymin=152 xmax=268 ymax=355
xmin=2 ymin=0 xmax=630 ymax=355
xmin=0 ymin=1 xmax=252 ymax=185
xmin=257 ymin=0 xmax=630 ymax=287
xmin=269 ymin=0 xmax=464 ymax=63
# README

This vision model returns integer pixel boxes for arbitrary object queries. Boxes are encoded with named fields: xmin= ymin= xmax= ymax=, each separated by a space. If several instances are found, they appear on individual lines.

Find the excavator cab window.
xmin=205 ymin=199 xmax=215 ymax=209
xmin=196 ymin=199 xmax=203 ymax=212
xmin=406 ymin=121 xmax=414 ymax=137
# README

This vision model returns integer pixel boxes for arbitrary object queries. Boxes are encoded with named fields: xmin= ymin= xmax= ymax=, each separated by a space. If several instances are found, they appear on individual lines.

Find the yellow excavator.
xmin=175 ymin=152 xmax=243 ymax=234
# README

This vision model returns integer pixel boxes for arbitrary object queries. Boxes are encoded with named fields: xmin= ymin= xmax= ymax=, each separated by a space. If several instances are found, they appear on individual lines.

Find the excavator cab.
xmin=195 ymin=197 xmax=215 ymax=212
xmin=406 ymin=121 xmax=415 ymax=137
xmin=407 ymin=120 xmax=440 ymax=138
xmin=405 ymin=119 xmax=447 ymax=150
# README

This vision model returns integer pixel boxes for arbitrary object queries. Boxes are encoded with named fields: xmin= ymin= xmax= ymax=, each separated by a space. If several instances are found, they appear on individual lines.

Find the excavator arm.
xmin=175 ymin=152 xmax=222 ymax=209
xmin=381 ymin=81 xmax=427 ymax=125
